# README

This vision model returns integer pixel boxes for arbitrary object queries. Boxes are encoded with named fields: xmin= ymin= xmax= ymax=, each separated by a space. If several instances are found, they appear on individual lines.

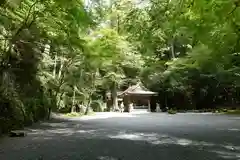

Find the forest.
xmin=1 ymin=0 xmax=240 ymax=133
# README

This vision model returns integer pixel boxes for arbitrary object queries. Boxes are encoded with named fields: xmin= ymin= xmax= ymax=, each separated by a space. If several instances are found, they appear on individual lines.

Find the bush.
xmin=90 ymin=100 xmax=104 ymax=112
xmin=103 ymin=108 xmax=109 ymax=112
xmin=168 ymin=109 xmax=177 ymax=114
xmin=222 ymin=108 xmax=228 ymax=112
xmin=212 ymin=108 xmax=229 ymax=113
xmin=225 ymin=110 xmax=240 ymax=115
xmin=58 ymin=107 xmax=71 ymax=113
xmin=65 ymin=112 xmax=84 ymax=117
xmin=217 ymin=108 xmax=228 ymax=113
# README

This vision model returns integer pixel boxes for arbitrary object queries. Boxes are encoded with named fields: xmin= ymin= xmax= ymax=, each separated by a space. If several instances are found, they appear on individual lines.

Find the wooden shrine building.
xmin=118 ymin=82 xmax=157 ymax=112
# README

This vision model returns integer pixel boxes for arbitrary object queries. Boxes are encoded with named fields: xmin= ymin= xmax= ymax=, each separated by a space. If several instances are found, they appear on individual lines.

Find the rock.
xmin=9 ymin=130 xmax=26 ymax=137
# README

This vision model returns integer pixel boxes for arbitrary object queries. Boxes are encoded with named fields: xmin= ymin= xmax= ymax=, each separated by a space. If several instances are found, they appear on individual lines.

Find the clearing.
xmin=0 ymin=111 xmax=240 ymax=160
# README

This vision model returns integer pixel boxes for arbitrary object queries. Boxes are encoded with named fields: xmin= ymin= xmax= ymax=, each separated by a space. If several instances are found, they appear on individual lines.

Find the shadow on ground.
xmin=0 ymin=113 xmax=240 ymax=160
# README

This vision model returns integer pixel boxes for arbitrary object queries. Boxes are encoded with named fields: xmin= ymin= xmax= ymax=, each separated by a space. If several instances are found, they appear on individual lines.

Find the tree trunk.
xmin=84 ymin=99 xmax=91 ymax=115
xmin=53 ymin=55 xmax=57 ymax=78
xmin=47 ymin=89 xmax=53 ymax=120
xmin=56 ymin=92 xmax=64 ymax=108
xmin=58 ymin=57 xmax=63 ymax=79
xmin=111 ymin=82 xmax=118 ymax=111
xmin=71 ymin=87 xmax=76 ymax=113
xmin=47 ymin=107 xmax=51 ymax=120
xmin=171 ymin=40 xmax=175 ymax=59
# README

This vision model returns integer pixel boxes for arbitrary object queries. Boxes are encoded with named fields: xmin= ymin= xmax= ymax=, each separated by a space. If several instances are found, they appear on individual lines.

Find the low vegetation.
xmin=225 ymin=110 xmax=240 ymax=115
xmin=64 ymin=112 xmax=95 ymax=117
xmin=168 ymin=109 xmax=177 ymax=115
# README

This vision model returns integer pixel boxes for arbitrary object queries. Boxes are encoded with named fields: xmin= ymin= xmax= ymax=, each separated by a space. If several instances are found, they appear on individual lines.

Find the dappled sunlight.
xmin=47 ymin=128 xmax=75 ymax=135
xmin=27 ymin=128 xmax=74 ymax=136
xmin=108 ymin=132 xmax=159 ymax=141
xmin=211 ymin=150 xmax=240 ymax=159
xmin=228 ymin=128 xmax=240 ymax=132
xmin=97 ymin=156 xmax=119 ymax=160
xmin=27 ymin=129 xmax=45 ymax=135
xmin=107 ymin=131 xmax=240 ymax=159
xmin=1 ymin=116 xmax=240 ymax=160
xmin=77 ymin=112 xmax=137 ymax=121
xmin=130 ymin=109 xmax=150 ymax=115
xmin=27 ymin=127 xmax=99 ymax=140
xmin=31 ymin=137 xmax=53 ymax=141
xmin=75 ymin=129 xmax=97 ymax=134
xmin=223 ymin=145 xmax=240 ymax=151
xmin=2 ymin=113 xmax=240 ymax=160
xmin=27 ymin=128 xmax=76 ymax=140
xmin=176 ymin=139 xmax=193 ymax=146
xmin=108 ymin=131 xmax=197 ymax=146
xmin=75 ymin=111 xmax=154 ymax=121
xmin=108 ymin=131 xmax=173 ymax=145
xmin=41 ymin=122 xmax=69 ymax=128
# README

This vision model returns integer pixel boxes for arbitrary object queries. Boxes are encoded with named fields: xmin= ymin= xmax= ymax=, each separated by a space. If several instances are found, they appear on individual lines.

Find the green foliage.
xmin=0 ymin=0 xmax=93 ymax=133
xmin=2 ymin=0 xmax=240 ymax=134
xmin=168 ymin=109 xmax=177 ymax=115
xmin=90 ymin=100 xmax=106 ymax=112
xmin=0 ymin=0 xmax=145 ymax=134
xmin=64 ymin=112 xmax=84 ymax=117
xmin=121 ymin=0 xmax=240 ymax=111
xmin=225 ymin=110 xmax=240 ymax=115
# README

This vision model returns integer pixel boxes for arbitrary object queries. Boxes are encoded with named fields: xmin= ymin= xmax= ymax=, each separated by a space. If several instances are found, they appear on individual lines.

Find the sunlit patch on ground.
xmin=212 ymin=150 xmax=240 ymax=159
xmin=75 ymin=112 xmax=137 ymax=121
xmin=176 ymin=139 xmax=193 ymax=146
xmin=108 ymin=131 xmax=181 ymax=145
xmin=27 ymin=128 xmax=75 ymax=136
xmin=228 ymin=128 xmax=240 ymax=132
xmin=57 ymin=110 xmax=152 ymax=121
xmin=97 ymin=156 xmax=119 ymax=160
xmin=1 ymin=112 xmax=240 ymax=160
xmin=75 ymin=129 xmax=96 ymax=133
xmin=108 ymin=132 xmax=159 ymax=142
xmin=130 ymin=109 xmax=150 ymax=114
xmin=31 ymin=137 xmax=53 ymax=140
xmin=41 ymin=122 xmax=69 ymax=128
xmin=108 ymin=131 xmax=195 ymax=146
xmin=107 ymin=131 xmax=240 ymax=159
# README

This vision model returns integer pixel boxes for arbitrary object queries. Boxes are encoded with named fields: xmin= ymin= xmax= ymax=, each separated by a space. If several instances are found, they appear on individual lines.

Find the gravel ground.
xmin=0 ymin=111 xmax=240 ymax=160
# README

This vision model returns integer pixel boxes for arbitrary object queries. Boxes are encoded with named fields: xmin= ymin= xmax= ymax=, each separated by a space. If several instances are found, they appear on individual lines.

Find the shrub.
xmin=226 ymin=110 xmax=240 ymax=115
xmin=65 ymin=112 xmax=84 ymax=117
xmin=103 ymin=108 xmax=109 ymax=112
xmin=90 ymin=100 xmax=104 ymax=112
xmin=168 ymin=109 xmax=177 ymax=114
